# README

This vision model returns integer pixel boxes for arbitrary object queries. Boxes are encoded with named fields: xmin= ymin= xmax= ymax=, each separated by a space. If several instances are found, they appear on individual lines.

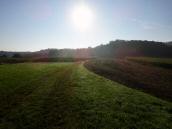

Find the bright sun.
xmin=70 ymin=3 xmax=94 ymax=31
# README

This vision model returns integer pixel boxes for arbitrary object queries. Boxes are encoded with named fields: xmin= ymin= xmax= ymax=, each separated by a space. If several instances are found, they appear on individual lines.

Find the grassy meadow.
xmin=0 ymin=62 xmax=172 ymax=129
xmin=1 ymin=0 xmax=172 ymax=128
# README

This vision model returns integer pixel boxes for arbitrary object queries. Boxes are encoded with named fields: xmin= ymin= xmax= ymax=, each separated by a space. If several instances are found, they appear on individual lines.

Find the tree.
xmin=13 ymin=53 xmax=21 ymax=58
xmin=48 ymin=49 xmax=59 ymax=58
xmin=0 ymin=54 xmax=7 ymax=58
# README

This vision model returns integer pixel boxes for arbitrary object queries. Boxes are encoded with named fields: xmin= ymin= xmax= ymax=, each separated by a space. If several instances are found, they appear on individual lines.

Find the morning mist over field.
xmin=0 ymin=0 xmax=172 ymax=129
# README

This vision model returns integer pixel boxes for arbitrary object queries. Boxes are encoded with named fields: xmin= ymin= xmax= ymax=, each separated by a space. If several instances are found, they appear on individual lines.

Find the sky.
xmin=0 ymin=0 xmax=172 ymax=51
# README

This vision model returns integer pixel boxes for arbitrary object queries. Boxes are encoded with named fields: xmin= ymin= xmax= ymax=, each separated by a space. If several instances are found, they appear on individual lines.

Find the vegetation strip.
xmin=127 ymin=57 xmax=172 ymax=69
xmin=84 ymin=59 xmax=172 ymax=101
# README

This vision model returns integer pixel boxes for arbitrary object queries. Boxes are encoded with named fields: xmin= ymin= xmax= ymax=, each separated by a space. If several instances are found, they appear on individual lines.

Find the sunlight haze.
xmin=0 ymin=0 xmax=172 ymax=51
xmin=70 ymin=2 xmax=95 ymax=31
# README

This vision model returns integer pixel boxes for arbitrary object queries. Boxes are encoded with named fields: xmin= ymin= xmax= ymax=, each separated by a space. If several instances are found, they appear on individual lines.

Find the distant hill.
xmin=1 ymin=40 xmax=172 ymax=58
xmin=0 ymin=51 xmax=31 ymax=57
xmin=167 ymin=41 xmax=172 ymax=46
xmin=93 ymin=40 xmax=172 ymax=58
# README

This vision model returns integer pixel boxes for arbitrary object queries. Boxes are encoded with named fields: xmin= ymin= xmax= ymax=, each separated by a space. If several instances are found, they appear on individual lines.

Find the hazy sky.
xmin=0 ymin=0 xmax=172 ymax=51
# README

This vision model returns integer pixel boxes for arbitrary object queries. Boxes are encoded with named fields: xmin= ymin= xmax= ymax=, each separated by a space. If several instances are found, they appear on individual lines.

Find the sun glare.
xmin=70 ymin=3 xmax=94 ymax=31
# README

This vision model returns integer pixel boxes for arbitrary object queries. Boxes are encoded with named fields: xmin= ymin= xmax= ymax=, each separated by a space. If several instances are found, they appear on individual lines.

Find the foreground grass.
xmin=0 ymin=63 xmax=172 ymax=129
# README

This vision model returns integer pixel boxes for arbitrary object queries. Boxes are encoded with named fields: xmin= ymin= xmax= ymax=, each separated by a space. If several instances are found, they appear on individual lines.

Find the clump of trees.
xmin=93 ymin=40 xmax=172 ymax=58
xmin=12 ymin=53 xmax=22 ymax=58
xmin=0 ymin=54 xmax=7 ymax=58
xmin=48 ymin=49 xmax=59 ymax=58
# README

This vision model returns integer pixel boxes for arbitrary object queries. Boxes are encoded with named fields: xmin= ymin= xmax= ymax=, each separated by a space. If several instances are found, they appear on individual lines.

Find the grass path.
xmin=0 ymin=63 xmax=172 ymax=129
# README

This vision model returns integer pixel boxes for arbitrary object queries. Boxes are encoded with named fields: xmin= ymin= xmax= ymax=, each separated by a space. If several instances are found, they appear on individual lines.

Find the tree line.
xmin=1 ymin=40 xmax=172 ymax=59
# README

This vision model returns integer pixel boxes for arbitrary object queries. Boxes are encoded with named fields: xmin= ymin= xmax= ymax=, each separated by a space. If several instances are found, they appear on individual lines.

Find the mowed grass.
xmin=0 ymin=63 xmax=172 ymax=129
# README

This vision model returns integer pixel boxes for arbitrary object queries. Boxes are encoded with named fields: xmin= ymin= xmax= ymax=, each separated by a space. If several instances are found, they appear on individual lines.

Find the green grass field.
xmin=0 ymin=63 xmax=172 ymax=129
